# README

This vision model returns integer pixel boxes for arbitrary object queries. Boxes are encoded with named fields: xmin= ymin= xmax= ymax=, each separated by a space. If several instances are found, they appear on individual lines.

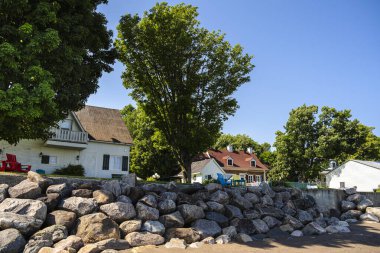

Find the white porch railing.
xmin=50 ymin=128 xmax=88 ymax=143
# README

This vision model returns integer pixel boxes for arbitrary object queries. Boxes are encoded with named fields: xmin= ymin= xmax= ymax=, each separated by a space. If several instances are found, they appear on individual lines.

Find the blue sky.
xmin=88 ymin=0 xmax=380 ymax=145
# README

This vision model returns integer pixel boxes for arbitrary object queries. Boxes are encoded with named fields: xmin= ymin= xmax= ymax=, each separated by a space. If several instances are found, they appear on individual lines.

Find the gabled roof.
xmin=75 ymin=105 xmax=133 ymax=145
xmin=191 ymin=159 xmax=213 ymax=173
xmin=206 ymin=149 xmax=269 ymax=171
xmin=324 ymin=160 xmax=380 ymax=175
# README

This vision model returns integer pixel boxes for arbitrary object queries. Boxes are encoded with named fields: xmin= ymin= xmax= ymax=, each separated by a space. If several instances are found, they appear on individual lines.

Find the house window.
xmin=59 ymin=119 xmax=72 ymax=130
xmin=340 ymin=182 xmax=345 ymax=188
xmin=102 ymin=154 xmax=110 ymax=170
xmin=227 ymin=158 xmax=233 ymax=166
xmin=255 ymin=175 xmax=262 ymax=182
xmin=330 ymin=161 xmax=337 ymax=169
xmin=250 ymin=159 xmax=256 ymax=167
xmin=247 ymin=175 xmax=254 ymax=183
xmin=41 ymin=155 xmax=57 ymax=165
xmin=110 ymin=156 xmax=122 ymax=171
xmin=239 ymin=174 xmax=245 ymax=181
xmin=205 ymin=175 xmax=212 ymax=180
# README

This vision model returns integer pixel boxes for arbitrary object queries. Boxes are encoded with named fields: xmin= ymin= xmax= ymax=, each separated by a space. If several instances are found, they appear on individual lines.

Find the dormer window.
xmin=250 ymin=159 xmax=256 ymax=167
xmin=227 ymin=158 xmax=233 ymax=166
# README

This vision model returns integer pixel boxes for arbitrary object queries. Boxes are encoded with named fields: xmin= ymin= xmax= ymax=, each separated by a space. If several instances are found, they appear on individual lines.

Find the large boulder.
xmin=282 ymin=201 xmax=297 ymax=216
xmin=24 ymin=225 xmax=67 ymax=253
xmin=225 ymin=204 xmax=243 ymax=219
xmin=95 ymin=238 xmax=130 ymax=251
xmin=46 ymin=184 xmax=71 ymax=198
xmin=293 ymin=196 xmax=315 ymax=210
xmin=0 ymin=198 xmax=47 ymax=221
xmin=325 ymin=225 xmax=350 ymax=233
xmin=256 ymin=206 xmax=285 ymax=219
xmin=341 ymin=200 xmax=356 ymax=211
xmin=136 ymin=202 xmax=159 ymax=221
xmin=340 ymin=210 xmax=362 ymax=220
xmin=157 ymin=199 xmax=176 ymax=214
xmin=206 ymin=201 xmax=225 ymax=213
xmin=0 ymin=212 xmax=44 ymax=235
xmin=142 ymin=220 xmax=165 ymax=235
xmin=117 ymin=195 xmax=132 ymax=204
xmin=235 ymin=233 xmax=253 ymax=243
xmin=346 ymin=193 xmax=365 ymax=204
xmin=244 ymin=192 xmax=260 ymax=204
xmin=0 ymin=228 xmax=26 ymax=253
xmin=263 ymin=216 xmax=281 ymax=228
xmin=72 ymin=189 xmax=93 ymax=198
xmin=119 ymin=220 xmax=142 ymax=235
xmin=297 ymin=210 xmax=313 ymax=225
xmin=125 ymin=232 xmax=165 ymax=247
xmin=165 ymin=228 xmax=201 ymax=244
xmin=344 ymin=188 xmax=357 ymax=195
xmin=93 ymin=190 xmax=114 ymax=205
xmin=0 ymin=184 xmax=8 ymax=203
xmin=159 ymin=211 xmax=185 ymax=228
xmin=260 ymin=182 xmax=275 ymax=198
xmin=102 ymin=180 xmax=122 ymax=198
xmin=222 ymin=226 xmax=237 ymax=238
xmin=205 ymin=212 xmax=229 ymax=227
xmin=366 ymin=207 xmax=380 ymax=219
xmin=165 ymin=238 xmax=187 ymax=249
xmin=209 ymin=190 xmax=229 ymax=204
xmin=160 ymin=192 xmax=177 ymax=201
xmin=231 ymin=196 xmax=253 ymax=210
xmin=360 ymin=213 xmax=379 ymax=222
xmin=302 ymin=222 xmax=326 ymax=235
xmin=243 ymin=209 xmax=260 ymax=219
xmin=128 ymin=187 xmax=145 ymax=204
xmin=75 ymin=212 xmax=120 ymax=243
xmin=8 ymin=180 xmax=41 ymax=199
xmin=45 ymin=210 xmax=77 ymax=229
xmin=205 ymin=183 xmax=222 ymax=192
xmin=262 ymin=195 xmax=274 ymax=206
xmin=192 ymin=219 xmax=221 ymax=239
xmin=58 ymin=197 xmax=98 ymax=216
xmin=100 ymin=202 xmax=136 ymax=223
xmin=139 ymin=195 xmax=158 ymax=208
xmin=252 ymin=219 xmax=270 ymax=234
xmin=27 ymin=171 xmax=50 ymax=191
xmin=38 ymin=193 xmax=60 ymax=212
xmin=178 ymin=204 xmax=205 ymax=223
xmin=54 ymin=235 xmax=84 ymax=252
xmin=357 ymin=199 xmax=373 ymax=211
xmin=284 ymin=215 xmax=304 ymax=229
xmin=236 ymin=218 xmax=256 ymax=234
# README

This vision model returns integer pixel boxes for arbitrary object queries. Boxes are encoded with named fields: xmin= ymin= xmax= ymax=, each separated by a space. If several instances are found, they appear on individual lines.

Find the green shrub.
xmin=203 ymin=179 xmax=217 ymax=185
xmin=54 ymin=164 xmax=85 ymax=176
xmin=146 ymin=176 xmax=157 ymax=182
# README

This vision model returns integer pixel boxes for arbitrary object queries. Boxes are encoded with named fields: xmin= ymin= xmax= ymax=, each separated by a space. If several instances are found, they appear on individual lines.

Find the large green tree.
xmin=269 ymin=105 xmax=380 ymax=181
xmin=0 ymin=0 xmax=115 ymax=144
xmin=121 ymin=104 xmax=179 ymax=179
xmin=116 ymin=3 xmax=253 ymax=182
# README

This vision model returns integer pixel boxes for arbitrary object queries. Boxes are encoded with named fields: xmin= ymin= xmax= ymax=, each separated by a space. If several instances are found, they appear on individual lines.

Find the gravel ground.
xmin=126 ymin=221 xmax=380 ymax=253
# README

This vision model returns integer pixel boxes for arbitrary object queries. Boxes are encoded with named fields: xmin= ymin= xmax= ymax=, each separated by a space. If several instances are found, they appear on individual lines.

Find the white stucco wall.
xmin=191 ymin=160 xmax=225 ymax=183
xmin=326 ymin=161 xmax=380 ymax=192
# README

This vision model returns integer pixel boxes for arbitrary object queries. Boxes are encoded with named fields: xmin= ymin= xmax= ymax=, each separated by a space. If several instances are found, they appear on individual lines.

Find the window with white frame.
xmin=109 ymin=156 xmax=122 ymax=171
xmin=247 ymin=175 xmax=254 ymax=183
xmin=227 ymin=158 xmax=233 ymax=166
xmin=239 ymin=174 xmax=245 ymax=181
xmin=250 ymin=159 xmax=256 ymax=167
xmin=59 ymin=119 xmax=72 ymax=130
xmin=255 ymin=175 xmax=262 ymax=182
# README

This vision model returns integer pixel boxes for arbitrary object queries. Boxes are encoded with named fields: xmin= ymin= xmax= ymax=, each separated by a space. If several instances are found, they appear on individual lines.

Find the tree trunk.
xmin=180 ymin=152 xmax=192 ymax=184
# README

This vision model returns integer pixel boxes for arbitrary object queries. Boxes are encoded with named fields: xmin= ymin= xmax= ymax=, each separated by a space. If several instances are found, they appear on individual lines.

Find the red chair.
xmin=1 ymin=153 xmax=31 ymax=173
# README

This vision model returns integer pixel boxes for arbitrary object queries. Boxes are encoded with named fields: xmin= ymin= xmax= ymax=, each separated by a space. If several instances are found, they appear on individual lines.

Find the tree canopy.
xmin=116 ymin=3 xmax=253 ymax=182
xmin=121 ymin=104 xmax=179 ymax=179
xmin=269 ymin=105 xmax=380 ymax=181
xmin=0 ymin=0 xmax=116 ymax=144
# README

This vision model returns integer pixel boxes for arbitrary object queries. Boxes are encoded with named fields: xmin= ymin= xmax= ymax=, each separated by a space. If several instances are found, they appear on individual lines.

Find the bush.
xmin=54 ymin=164 xmax=85 ymax=176
xmin=146 ymin=176 xmax=157 ymax=182
xmin=203 ymin=179 xmax=217 ymax=185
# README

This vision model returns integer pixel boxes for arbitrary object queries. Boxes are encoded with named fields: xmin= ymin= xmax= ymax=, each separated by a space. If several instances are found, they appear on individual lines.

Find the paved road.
xmin=127 ymin=221 xmax=380 ymax=253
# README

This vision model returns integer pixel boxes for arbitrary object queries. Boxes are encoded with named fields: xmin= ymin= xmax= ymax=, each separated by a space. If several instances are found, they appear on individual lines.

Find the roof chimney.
xmin=227 ymin=145 xmax=233 ymax=152
xmin=247 ymin=147 xmax=253 ymax=154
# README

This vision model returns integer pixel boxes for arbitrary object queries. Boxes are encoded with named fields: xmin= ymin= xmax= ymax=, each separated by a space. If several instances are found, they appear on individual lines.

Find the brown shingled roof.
xmin=74 ymin=105 xmax=133 ymax=144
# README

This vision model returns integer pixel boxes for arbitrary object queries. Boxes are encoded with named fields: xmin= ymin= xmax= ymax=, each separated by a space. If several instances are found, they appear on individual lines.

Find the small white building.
xmin=325 ymin=160 xmax=380 ymax=192
xmin=0 ymin=105 xmax=133 ymax=178
xmin=189 ymin=158 xmax=226 ymax=183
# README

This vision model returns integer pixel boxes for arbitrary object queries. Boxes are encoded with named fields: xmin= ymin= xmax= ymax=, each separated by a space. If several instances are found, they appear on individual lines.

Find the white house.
xmin=189 ymin=158 xmax=226 ymax=183
xmin=0 ymin=105 xmax=133 ymax=178
xmin=325 ymin=160 xmax=380 ymax=192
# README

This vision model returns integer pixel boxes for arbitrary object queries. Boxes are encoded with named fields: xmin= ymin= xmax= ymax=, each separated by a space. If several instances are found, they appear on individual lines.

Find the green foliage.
xmin=146 ymin=176 xmax=157 ymax=182
xmin=116 ymin=3 xmax=253 ymax=182
xmin=269 ymin=105 xmax=380 ymax=181
xmin=121 ymin=104 xmax=180 ymax=179
xmin=203 ymin=178 xmax=217 ymax=184
xmin=54 ymin=164 xmax=84 ymax=176
xmin=0 ymin=0 xmax=116 ymax=144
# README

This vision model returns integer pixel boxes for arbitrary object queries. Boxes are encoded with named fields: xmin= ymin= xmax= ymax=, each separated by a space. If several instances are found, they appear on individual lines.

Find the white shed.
xmin=325 ymin=160 xmax=380 ymax=192
xmin=190 ymin=158 xmax=226 ymax=184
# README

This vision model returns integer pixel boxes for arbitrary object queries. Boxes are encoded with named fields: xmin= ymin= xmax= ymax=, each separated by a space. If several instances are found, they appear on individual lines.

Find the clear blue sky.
xmin=88 ymin=0 xmax=380 ymax=145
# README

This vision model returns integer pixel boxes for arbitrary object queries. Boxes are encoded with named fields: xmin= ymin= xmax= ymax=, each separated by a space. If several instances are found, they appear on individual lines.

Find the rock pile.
xmin=0 ymin=171 xmax=358 ymax=252
xmin=340 ymin=188 xmax=380 ymax=223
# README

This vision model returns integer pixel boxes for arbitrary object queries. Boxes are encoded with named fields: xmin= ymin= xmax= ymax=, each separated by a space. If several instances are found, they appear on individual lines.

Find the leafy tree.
xmin=269 ymin=105 xmax=380 ymax=181
xmin=116 ymin=3 xmax=253 ymax=182
xmin=121 ymin=104 xmax=180 ymax=179
xmin=0 ymin=0 xmax=116 ymax=144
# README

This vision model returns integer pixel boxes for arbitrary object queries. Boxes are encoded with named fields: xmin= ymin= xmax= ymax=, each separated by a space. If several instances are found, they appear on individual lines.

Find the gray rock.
xmin=93 ymin=190 xmax=114 ymax=205
xmin=247 ymin=186 xmax=262 ymax=196
xmin=121 ymin=173 xmax=136 ymax=187
xmin=326 ymin=225 xmax=350 ymax=233
xmin=236 ymin=218 xmax=256 ymax=234
xmin=297 ymin=210 xmax=313 ymax=224
xmin=128 ymin=187 xmax=145 ymax=203
xmin=344 ymin=188 xmax=356 ymax=195
xmin=262 ymin=195 xmax=274 ymax=206
xmin=0 ymin=184 xmax=8 ymax=203
xmin=102 ymin=180 xmax=122 ymax=198
xmin=256 ymin=206 xmax=285 ymax=219
xmin=235 ymin=233 xmax=253 ymax=243
xmin=125 ymin=232 xmax=165 ymax=247
xmin=222 ymin=226 xmax=237 ymax=238
xmin=284 ymin=215 xmax=304 ymax=229
xmin=24 ymin=225 xmax=68 ymax=253
xmin=116 ymin=195 xmax=132 ymax=204
xmin=72 ymin=189 xmax=93 ymax=198
xmin=54 ymin=235 xmax=84 ymax=251
xmin=209 ymin=190 xmax=229 ymax=204
xmin=302 ymin=222 xmax=326 ymax=235
xmin=263 ymin=216 xmax=281 ymax=228
xmin=46 ymin=183 xmax=71 ymax=198
xmin=192 ymin=219 xmax=222 ymax=239
xmin=0 ymin=198 xmax=47 ymax=220
xmin=142 ymin=220 xmax=165 ymax=235
xmin=75 ymin=212 xmax=120 ymax=243
xmin=205 ymin=183 xmax=222 ymax=192
xmin=165 ymin=238 xmax=187 ymax=249
xmin=231 ymin=196 xmax=253 ymax=210
xmin=205 ymin=211 xmax=229 ymax=227
xmin=139 ymin=195 xmax=157 ymax=208
xmin=119 ymin=219 xmax=142 ymax=235
xmin=366 ymin=207 xmax=380 ymax=219
xmin=37 ymin=193 xmax=60 ymax=212
xmin=178 ymin=204 xmax=205 ymax=223
xmin=100 ymin=202 xmax=136 ymax=223
xmin=345 ymin=219 xmax=358 ymax=223
xmin=244 ymin=192 xmax=260 ymax=204
xmin=346 ymin=193 xmax=365 ymax=204
xmin=360 ymin=213 xmax=379 ymax=222
xmin=95 ymin=238 xmax=130 ymax=251
xmin=229 ymin=217 xmax=240 ymax=227
xmin=120 ymin=183 xmax=131 ymax=196
xmin=58 ymin=197 xmax=98 ymax=216
xmin=160 ymin=192 xmax=177 ymax=201
xmin=341 ymin=200 xmax=356 ymax=211
xmin=202 ymin=236 xmax=216 ymax=244
xmin=141 ymin=183 xmax=167 ymax=194
xmin=279 ymin=224 xmax=294 ymax=233
xmin=315 ymin=216 xmax=328 ymax=228
xmin=252 ymin=219 xmax=270 ymax=234
xmin=206 ymin=201 xmax=225 ymax=213
xmin=357 ymin=199 xmax=373 ymax=211
xmin=340 ymin=210 xmax=362 ymax=220
xmin=45 ymin=210 xmax=77 ymax=229
xmin=196 ymin=200 xmax=209 ymax=211
xmin=282 ymin=201 xmax=297 ymax=216
xmin=243 ymin=209 xmax=260 ymax=219
xmin=215 ymin=234 xmax=231 ymax=244
xmin=8 ymin=180 xmax=41 ymax=199
xmin=157 ymin=199 xmax=176 ymax=214
xmin=136 ymin=202 xmax=159 ymax=221
xmin=27 ymin=171 xmax=51 ymax=191
xmin=159 ymin=211 xmax=185 ymax=228
xmin=0 ymin=212 xmax=43 ymax=235
xmin=0 ymin=228 xmax=26 ymax=253
xmin=291 ymin=230 xmax=303 ymax=237
xmin=260 ymin=182 xmax=275 ymax=198
xmin=328 ymin=216 xmax=341 ymax=225
xmin=165 ymin=228 xmax=200 ymax=244
xmin=225 ymin=204 xmax=243 ymax=219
